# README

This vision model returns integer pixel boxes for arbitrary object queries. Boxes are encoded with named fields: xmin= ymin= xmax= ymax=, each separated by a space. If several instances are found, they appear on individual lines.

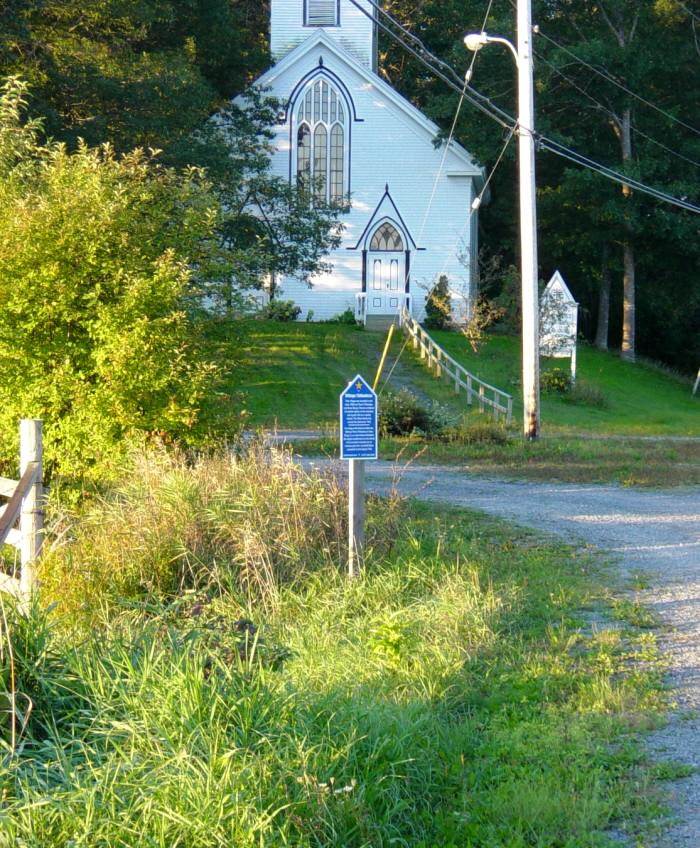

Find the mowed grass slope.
xmin=209 ymin=319 xmax=473 ymax=429
xmin=429 ymin=331 xmax=699 ymax=437
xmin=213 ymin=320 xmax=698 ymax=436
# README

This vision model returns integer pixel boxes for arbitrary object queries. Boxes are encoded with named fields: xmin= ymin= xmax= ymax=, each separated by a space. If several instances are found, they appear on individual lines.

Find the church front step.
xmin=364 ymin=314 xmax=400 ymax=332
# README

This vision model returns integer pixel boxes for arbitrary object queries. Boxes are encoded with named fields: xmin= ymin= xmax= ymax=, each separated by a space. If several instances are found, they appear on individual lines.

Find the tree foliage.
xmin=382 ymin=0 xmax=700 ymax=371
xmin=0 ymin=79 xmax=232 ymax=483
xmin=0 ymin=0 xmax=268 ymax=152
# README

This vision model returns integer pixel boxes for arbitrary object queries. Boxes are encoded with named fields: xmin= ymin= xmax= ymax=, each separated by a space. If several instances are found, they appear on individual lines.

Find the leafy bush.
xmin=379 ymin=389 xmax=452 ymax=437
xmin=541 ymin=367 xmax=572 ymax=394
xmin=424 ymin=275 xmax=452 ymax=330
xmin=324 ymin=307 xmax=358 ymax=325
xmin=262 ymin=299 xmax=302 ymax=322
xmin=540 ymin=367 xmax=608 ymax=408
xmin=0 ymin=79 xmax=232 ymax=485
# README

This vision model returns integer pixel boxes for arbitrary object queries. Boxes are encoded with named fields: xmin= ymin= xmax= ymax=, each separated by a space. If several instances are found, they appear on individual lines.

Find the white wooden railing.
xmin=0 ymin=420 xmax=43 ymax=599
xmin=399 ymin=308 xmax=513 ymax=424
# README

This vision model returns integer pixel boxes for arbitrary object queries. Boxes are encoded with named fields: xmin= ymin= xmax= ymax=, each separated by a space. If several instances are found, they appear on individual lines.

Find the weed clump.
xmin=39 ymin=444 xmax=400 ymax=620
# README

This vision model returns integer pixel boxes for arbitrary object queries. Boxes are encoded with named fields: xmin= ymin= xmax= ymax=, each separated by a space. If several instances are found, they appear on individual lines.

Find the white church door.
xmin=366 ymin=222 xmax=406 ymax=315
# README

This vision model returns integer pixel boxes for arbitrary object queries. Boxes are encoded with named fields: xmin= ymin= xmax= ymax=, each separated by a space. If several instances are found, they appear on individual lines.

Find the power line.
xmin=535 ymin=48 xmax=700 ymax=169
xmin=539 ymin=137 xmax=700 ymax=213
xmin=359 ymin=0 xmax=516 ymax=126
xmin=537 ymin=28 xmax=700 ymax=138
xmin=416 ymin=0 xmax=498 ymax=245
xmin=347 ymin=0 xmax=700 ymax=213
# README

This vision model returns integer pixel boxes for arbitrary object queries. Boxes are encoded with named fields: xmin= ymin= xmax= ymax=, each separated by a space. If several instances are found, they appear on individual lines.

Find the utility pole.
xmin=516 ymin=0 xmax=540 ymax=439
xmin=465 ymin=0 xmax=541 ymax=439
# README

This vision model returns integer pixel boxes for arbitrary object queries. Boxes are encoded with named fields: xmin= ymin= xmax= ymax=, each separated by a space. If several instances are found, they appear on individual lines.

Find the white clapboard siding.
xmin=252 ymin=31 xmax=482 ymax=325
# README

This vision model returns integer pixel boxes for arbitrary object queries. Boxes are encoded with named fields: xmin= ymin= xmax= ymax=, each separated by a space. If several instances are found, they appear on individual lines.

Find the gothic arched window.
xmin=370 ymin=222 xmax=404 ymax=251
xmin=296 ymin=79 xmax=346 ymax=203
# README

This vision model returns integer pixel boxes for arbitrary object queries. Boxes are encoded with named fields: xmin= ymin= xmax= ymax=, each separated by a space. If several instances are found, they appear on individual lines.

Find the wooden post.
xmin=348 ymin=459 xmax=365 ymax=578
xmin=479 ymin=385 xmax=485 ymax=413
xmin=466 ymin=375 xmax=473 ymax=405
xmin=19 ymin=419 xmax=42 ymax=596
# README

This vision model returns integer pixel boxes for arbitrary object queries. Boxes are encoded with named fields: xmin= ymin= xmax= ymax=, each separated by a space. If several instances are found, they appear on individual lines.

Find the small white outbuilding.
xmin=245 ymin=0 xmax=486 ymax=324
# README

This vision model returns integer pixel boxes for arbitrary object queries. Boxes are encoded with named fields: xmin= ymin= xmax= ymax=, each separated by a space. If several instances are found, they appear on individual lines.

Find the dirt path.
xmin=307 ymin=458 xmax=700 ymax=845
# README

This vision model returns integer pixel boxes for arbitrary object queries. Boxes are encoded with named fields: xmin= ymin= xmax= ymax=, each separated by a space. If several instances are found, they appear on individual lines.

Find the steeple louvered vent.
xmin=305 ymin=0 xmax=338 ymax=26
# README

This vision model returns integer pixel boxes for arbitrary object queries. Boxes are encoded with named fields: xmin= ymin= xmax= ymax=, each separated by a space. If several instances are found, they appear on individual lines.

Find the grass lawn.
xmin=206 ymin=318 xmax=475 ymax=429
xmin=2 ymin=447 xmax=671 ymax=845
xmin=428 ymin=331 xmax=699 ymax=437
xmin=210 ymin=319 xmax=699 ymax=437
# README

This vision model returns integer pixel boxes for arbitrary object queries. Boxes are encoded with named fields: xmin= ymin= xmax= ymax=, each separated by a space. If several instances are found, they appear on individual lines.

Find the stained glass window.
xmin=370 ymin=222 xmax=404 ymax=251
xmin=295 ymin=79 xmax=346 ymax=204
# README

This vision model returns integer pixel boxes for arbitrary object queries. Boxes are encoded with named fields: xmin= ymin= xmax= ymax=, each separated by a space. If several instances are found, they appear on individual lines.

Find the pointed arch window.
xmin=370 ymin=222 xmax=404 ymax=251
xmin=296 ymin=79 xmax=346 ymax=203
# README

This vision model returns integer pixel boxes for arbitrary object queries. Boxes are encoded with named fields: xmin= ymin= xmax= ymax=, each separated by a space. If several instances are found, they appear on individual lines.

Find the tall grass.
xmin=38 ymin=445 xmax=400 ymax=621
xmin=0 ymin=448 xmax=667 ymax=846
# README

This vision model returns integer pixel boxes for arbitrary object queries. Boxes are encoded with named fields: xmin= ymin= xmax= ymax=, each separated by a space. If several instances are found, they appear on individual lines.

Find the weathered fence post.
xmin=19 ymin=419 xmax=42 ymax=596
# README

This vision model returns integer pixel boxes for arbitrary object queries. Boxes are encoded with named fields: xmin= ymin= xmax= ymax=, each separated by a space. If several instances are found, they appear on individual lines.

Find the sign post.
xmin=340 ymin=375 xmax=378 ymax=577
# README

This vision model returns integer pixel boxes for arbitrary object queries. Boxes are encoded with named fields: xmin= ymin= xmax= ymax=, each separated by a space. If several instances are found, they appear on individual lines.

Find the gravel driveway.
xmin=306 ymin=458 xmax=700 ymax=845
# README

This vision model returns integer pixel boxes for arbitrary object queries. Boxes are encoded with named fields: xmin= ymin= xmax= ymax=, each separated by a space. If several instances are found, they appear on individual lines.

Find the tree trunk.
xmin=595 ymin=245 xmax=611 ymax=350
xmin=621 ymin=239 xmax=636 ymax=361
xmin=619 ymin=107 xmax=636 ymax=362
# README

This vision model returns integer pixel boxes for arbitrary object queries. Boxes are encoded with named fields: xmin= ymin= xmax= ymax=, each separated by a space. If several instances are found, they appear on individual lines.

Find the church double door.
xmin=367 ymin=252 xmax=406 ymax=315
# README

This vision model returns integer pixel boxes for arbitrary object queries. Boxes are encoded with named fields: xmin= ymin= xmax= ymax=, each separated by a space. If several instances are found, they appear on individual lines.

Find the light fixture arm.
xmin=463 ymin=32 xmax=519 ymax=67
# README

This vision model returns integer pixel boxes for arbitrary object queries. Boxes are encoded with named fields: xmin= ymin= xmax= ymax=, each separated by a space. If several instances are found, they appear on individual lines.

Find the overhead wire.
xmin=536 ymin=28 xmax=700 ymax=138
xmin=534 ymin=48 xmax=700 ymax=169
xmin=416 ymin=0 xmax=498 ymax=246
xmin=673 ymin=0 xmax=700 ymax=24
xmin=347 ymin=0 xmax=700 ymax=214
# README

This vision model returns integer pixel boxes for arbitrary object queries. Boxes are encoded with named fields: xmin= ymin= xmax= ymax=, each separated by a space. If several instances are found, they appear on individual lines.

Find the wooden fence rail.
xmin=0 ymin=420 xmax=43 ymax=599
xmin=399 ymin=308 xmax=513 ymax=424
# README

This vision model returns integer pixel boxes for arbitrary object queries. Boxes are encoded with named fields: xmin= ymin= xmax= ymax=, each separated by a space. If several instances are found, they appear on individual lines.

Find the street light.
xmin=464 ymin=6 xmax=541 ymax=440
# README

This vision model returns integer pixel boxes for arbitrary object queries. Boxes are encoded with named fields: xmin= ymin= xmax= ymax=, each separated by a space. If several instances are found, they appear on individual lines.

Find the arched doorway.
xmin=366 ymin=221 xmax=407 ymax=315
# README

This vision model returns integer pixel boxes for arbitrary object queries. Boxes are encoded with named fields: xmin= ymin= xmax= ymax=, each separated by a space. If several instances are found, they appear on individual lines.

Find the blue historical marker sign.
xmin=340 ymin=374 xmax=378 ymax=460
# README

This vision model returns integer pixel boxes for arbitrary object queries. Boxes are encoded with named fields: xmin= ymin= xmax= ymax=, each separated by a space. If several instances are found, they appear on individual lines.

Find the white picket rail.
xmin=399 ymin=308 xmax=513 ymax=424
xmin=0 ymin=420 xmax=43 ymax=599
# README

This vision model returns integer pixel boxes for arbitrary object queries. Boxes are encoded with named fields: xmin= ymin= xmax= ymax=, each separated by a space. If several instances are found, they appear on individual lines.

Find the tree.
xmin=381 ymin=0 xmax=700 ymax=370
xmin=173 ymin=87 xmax=347 ymax=312
xmin=0 ymin=0 xmax=268 ymax=153
xmin=0 ymin=78 xmax=233 ymax=483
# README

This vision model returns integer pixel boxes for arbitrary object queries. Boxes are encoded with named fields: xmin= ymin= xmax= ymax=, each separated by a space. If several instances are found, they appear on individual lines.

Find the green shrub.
xmin=0 ymin=79 xmax=232 ymax=485
xmin=262 ymin=299 xmax=301 ymax=321
xmin=541 ymin=367 xmax=572 ymax=394
xmin=424 ymin=275 xmax=452 ymax=330
xmin=379 ymin=389 xmax=452 ymax=437
xmin=324 ymin=307 xmax=358 ymax=325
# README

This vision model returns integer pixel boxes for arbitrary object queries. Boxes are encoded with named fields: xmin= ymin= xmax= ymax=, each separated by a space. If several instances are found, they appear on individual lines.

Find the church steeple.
xmin=271 ymin=0 xmax=378 ymax=71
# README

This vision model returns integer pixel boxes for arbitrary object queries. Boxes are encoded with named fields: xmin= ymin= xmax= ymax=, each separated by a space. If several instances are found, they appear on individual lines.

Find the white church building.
xmin=251 ymin=0 xmax=485 ymax=323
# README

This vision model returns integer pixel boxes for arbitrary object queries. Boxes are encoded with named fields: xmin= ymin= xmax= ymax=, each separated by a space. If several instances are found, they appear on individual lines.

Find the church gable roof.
xmin=252 ymin=30 xmax=484 ymax=180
